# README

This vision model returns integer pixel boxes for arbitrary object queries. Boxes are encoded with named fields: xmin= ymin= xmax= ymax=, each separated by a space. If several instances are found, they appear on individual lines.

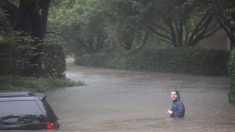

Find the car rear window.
xmin=0 ymin=100 xmax=43 ymax=117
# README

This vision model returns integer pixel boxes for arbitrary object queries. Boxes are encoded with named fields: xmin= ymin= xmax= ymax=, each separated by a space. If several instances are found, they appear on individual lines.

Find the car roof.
xmin=0 ymin=92 xmax=46 ymax=100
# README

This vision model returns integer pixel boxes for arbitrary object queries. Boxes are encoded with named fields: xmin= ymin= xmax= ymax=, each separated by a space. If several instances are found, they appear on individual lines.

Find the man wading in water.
xmin=167 ymin=90 xmax=185 ymax=118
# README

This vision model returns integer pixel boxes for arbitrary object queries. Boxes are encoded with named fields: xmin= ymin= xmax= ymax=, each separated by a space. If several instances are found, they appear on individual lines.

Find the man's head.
xmin=170 ymin=90 xmax=180 ymax=101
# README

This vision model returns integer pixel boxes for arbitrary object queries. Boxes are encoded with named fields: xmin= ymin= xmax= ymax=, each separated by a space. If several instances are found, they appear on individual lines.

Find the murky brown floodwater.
xmin=42 ymin=61 xmax=235 ymax=132
xmin=8 ymin=60 xmax=235 ymax=132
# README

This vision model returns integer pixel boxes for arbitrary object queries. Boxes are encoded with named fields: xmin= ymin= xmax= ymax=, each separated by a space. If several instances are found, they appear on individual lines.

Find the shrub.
xmin=42 ymin=44 xmax=66 ymax=78
xmin=229 ymin=49 xmax=235 ymax=103
xmin=0 ymin=35 xmax=66 ymax=77
xmin=75 ymin=48 xmax=229 ymax=76
xmin=0 ymin=35 xmax=33 ymax=76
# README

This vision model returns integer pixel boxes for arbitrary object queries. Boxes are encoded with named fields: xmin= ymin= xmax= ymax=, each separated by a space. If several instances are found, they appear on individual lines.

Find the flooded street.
xmin=46 ymin=62 xmax=235 ymax=132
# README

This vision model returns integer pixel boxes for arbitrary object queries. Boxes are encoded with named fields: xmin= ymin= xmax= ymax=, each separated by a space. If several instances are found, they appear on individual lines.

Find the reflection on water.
xmin=45 ymin=65 xmax=235 ymax=132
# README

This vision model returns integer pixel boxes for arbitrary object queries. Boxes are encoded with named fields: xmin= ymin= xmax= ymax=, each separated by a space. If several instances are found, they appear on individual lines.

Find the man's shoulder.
xmin=176 ymin=100 xmax=184 ymax=105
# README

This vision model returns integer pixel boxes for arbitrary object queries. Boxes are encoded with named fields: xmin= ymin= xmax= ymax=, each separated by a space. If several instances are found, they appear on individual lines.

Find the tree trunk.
xmin=16 ymin=0 xmax=51 ymax=77
xmin=41 ymin=0 xmax=51 ymax=38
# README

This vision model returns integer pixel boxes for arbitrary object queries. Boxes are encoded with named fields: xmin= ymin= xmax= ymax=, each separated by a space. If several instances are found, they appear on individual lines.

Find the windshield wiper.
xmin=0 ymin=115 xmax=21 ymax=125
xmin=0 ymin=115 xmax=42 ymax=125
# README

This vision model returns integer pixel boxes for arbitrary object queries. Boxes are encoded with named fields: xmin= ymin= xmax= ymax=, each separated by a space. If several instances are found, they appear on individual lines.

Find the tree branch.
xmin=167 ymin=20 xmax=177 ymax=47
xmin=191 ymin=26 xmax=220 ymax=47
xmin=146 ymin=24 xmax=173 ymax=43
xmin=135 ymin=31 xmax=150 ymax=51
xmin=46 ymin=31 xmax=63 ymax=35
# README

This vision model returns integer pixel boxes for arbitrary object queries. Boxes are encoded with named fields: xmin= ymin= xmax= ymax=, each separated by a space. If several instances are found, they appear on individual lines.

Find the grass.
xmin=0 ymin=76 xmax=84 ymax=92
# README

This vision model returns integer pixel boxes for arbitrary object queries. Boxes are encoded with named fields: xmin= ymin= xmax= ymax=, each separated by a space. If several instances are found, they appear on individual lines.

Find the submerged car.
xmin=0 ymin=92 xmax=59 ymax=130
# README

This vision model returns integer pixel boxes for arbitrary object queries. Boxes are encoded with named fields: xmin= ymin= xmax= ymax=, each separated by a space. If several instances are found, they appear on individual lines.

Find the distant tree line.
xmin=48 ymin=0 xmax=235 ymax=56
xmin=0 ymin=0 xmax=235 ymax=61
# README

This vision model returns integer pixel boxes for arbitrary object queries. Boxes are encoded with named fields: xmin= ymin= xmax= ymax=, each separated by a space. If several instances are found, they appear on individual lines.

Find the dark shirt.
xmin=171 ymin=99 xmax=185 ymax=118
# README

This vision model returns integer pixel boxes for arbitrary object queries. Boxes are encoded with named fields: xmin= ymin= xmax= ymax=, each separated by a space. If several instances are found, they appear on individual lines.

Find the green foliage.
xmin=48 ymin=0 xmax=232 ymax=54
xmin=48 ymin=0 xmax=109 ymax=55
xmin=228 ymin=49 xmax=235 ymax=103
xmin=209 ymin=0 xmax=235 ymax=48
xmin=103 ymin=0 xmax=147 ymax=50
xmin=102 ymin=0 xmax=219 ymax=48
xmin=76 ymin=48 xmax=229 ymax=76
xmin=0 ymin=34 xmax=33 ymax=76
xmin=0 ymin=34 xmax=66 ymax=77
xmin=0 ymin=76 xmax=84 ymax=92
xmin=42 ymin=44 xmax=66 ymax=77
xmin=0 ymin=9 xmax=11 ymax=33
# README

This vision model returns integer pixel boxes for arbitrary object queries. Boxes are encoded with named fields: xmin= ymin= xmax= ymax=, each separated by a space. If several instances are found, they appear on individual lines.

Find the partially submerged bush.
xmin=42 ymin=44 xmax=66 ymax=78
xmin=76 ymin=48 xmax=229 ymax=76
xmin=0 ymin=34 xmax=66 ymax=77
xmin=0 ymin=35 xmax=33 ymax=76
xmin=228 ymin=49 xmax=235 ymax=104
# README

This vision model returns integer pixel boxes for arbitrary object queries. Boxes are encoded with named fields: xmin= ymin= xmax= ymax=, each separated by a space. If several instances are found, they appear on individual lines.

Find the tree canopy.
xmin=1 ymin=0 xmax=234 ymax=58
xmin=48 ymin=0 xmax=235 ymax=55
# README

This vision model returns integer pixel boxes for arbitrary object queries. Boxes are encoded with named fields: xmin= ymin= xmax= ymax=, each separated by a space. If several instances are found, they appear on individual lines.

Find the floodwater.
xmin=44 ymin=60 xmax=235 ymax=132
xmin=11 ymin=59 xmax=235 ymax=132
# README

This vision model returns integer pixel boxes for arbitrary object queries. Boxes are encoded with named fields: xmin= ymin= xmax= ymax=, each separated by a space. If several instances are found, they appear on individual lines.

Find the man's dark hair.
xmin=172 ymin=90 xmax=180 ymax=99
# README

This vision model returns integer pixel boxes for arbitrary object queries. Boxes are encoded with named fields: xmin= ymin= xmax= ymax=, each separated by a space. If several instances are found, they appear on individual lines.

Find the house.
xmin=197 ymin=20 xmax=235 ymax=51
xmin=197 ymin=29 xmax=230 ymax=51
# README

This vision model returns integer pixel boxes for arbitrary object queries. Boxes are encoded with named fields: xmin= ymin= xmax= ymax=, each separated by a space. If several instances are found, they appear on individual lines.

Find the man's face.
xmin=171 ymin=91 xmax=178 ymax=101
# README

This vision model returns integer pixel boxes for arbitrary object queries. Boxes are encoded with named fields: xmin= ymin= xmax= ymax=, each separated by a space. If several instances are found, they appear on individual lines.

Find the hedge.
xmin=75 ymin=48 xmax=229 ymax=76
xmin=229 ymin=49 xmax=235 ymax=104
xmin=0 ymin=36 xmax=65 ymax=77
xmin=42 ymin=44 xmax=66 ymax=77
xmin=0 ymin=36 xmax=32 ymax=76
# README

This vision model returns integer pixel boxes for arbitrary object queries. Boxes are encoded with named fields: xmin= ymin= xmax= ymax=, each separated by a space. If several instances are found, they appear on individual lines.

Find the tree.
xmin=0 ymin=9 xmax=11 ymax=34
xmin=0 ymin=0 xmax=52 ymax=76
xmin=212 ymin=0 xmax=235 ymax=49
xmin=0 ymin=0 xmax=17 ymax=34
xmin=17 ymin=0 xmax=51 ymax=76
xmin=103 ymin=0 xmax=150 ymax=51
xmin=48 ymin=0 xmax=109 ymax=55
xmin=139 ymin=0 xmax=220 ymax=47
xmin=103 ymin=0 xmax=220 ymax=48
xmin=64 ymin=10 xmax=108 ymax=54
